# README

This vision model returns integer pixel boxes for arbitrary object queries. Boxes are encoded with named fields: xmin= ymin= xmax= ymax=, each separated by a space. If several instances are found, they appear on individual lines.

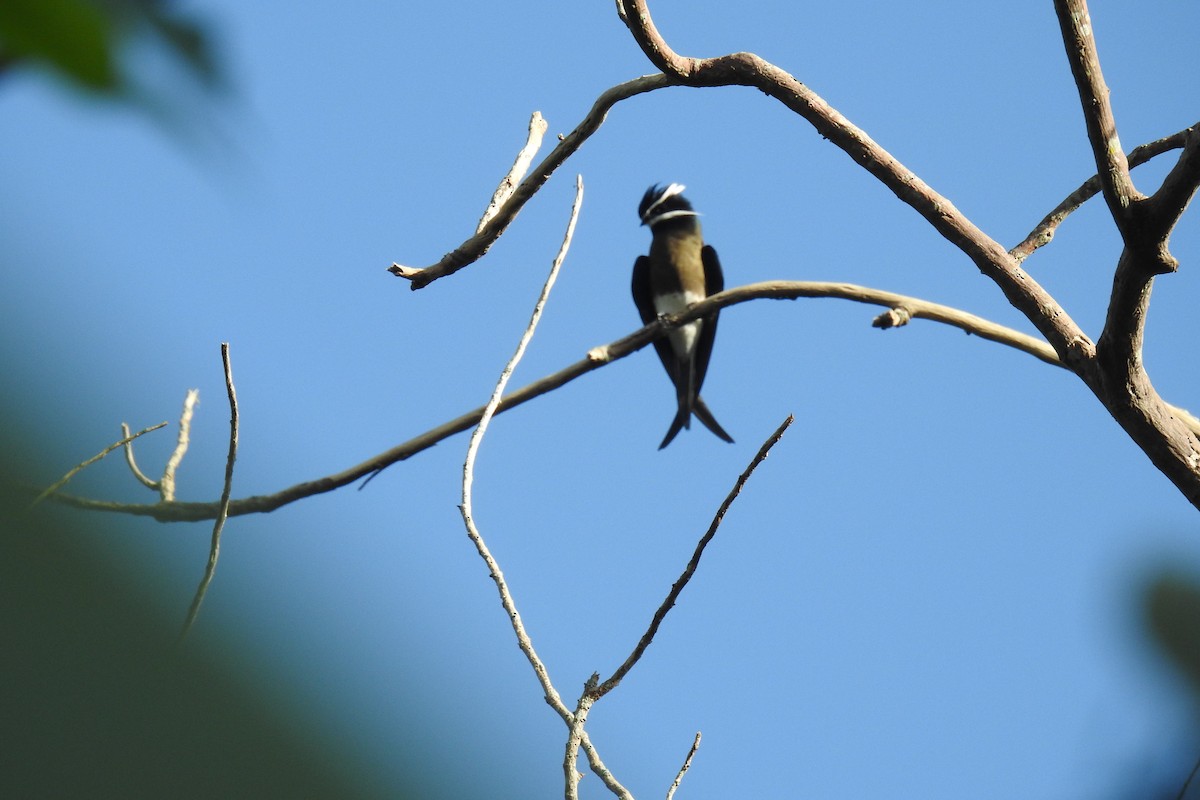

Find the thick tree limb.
xmin=1146 ymin=127 xmax=1200 ymax=234
xmin=615 ymin=1 xmax=1093 ymax=374
xmin=616 ymin=0 xmax=1200 ymax=509
xmin=1052 ymin=0 xmax=1143 ymax=228
xmin=1043 ymin=0 xmax=1200 ymax=506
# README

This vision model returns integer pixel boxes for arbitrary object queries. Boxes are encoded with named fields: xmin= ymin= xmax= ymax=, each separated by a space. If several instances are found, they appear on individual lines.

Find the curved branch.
xmin=389 ymin=74 xmax=673 ymax=289
xmin=458 ymin=172 xmax=577 ymax=755
xmin=615 ymin=0 xmax=1093 ymax=372
xmin=31 ymin=421 xmax=167 ymax=508
xmin=53 ymin=280 xmax=1190 ymax=523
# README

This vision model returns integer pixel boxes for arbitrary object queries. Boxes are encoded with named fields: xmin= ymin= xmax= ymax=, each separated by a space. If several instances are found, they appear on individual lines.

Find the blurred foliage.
xmin=0 ymin=0 xmax=218 ymax=95
xmin=0 ymin=479 xmax=409 ymax=798
xmin=1148 ymin=572 xmax=1200 ymax=695
xmin=1133 ymin=571 xmax=1200 ymax=800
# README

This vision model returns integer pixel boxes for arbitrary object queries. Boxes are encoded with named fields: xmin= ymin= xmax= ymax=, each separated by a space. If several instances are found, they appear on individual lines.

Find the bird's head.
xmin=638 ymin=183 xmax=700 ymax=230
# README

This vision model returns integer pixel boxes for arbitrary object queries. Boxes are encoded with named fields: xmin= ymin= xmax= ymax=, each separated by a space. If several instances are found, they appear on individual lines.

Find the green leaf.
xmin=0 ymin=0 xmax=119 ymax=91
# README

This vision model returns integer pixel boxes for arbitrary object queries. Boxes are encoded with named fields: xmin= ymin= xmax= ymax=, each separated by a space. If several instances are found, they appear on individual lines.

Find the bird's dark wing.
xmin=631 ymin=255 xmax=679 ymax=385
xmin=694 ymin=244 xmax=725 ymax=394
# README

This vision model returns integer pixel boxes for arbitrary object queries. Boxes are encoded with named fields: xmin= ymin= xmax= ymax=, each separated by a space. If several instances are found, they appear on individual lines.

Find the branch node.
xmin=872 ymin=306 xmax=912 ymax=329
xmin=31 ymin=421 xmax=168 ymax=508
xmin=586 ymin=346 xmax=610 ymax=363
xmin=388 ymin=263 xmax=421 ymax=279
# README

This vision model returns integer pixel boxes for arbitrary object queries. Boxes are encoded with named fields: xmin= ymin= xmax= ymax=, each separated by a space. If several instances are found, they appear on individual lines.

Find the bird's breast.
xmin=653 ymin=290 xmax=703 ymax=358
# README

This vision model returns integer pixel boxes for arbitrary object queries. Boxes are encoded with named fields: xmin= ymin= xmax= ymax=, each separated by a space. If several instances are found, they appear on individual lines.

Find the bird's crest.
xmin=639 ymin=183 xmax=699 ymax=227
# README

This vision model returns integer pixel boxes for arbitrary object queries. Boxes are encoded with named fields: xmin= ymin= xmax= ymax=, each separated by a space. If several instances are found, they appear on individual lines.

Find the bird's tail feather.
xmin=658 ymin=405 xmax=690 ymax=450
xmin=658 ymin=396 xmax=734 ymax=449
xmin=693 ymin=396 xmax=734 ymax=444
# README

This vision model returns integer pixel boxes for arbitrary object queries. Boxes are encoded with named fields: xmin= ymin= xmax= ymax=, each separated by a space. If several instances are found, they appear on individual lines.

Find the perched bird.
xmin=631 ymin=183 xmax=735 ymax=449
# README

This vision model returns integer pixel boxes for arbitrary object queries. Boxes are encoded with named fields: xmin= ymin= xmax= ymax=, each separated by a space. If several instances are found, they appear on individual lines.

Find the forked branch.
xmin=389 ymin=76 xmax=671 ymax=289
xmin=615 ymin=0 xmax=1200 ymax=508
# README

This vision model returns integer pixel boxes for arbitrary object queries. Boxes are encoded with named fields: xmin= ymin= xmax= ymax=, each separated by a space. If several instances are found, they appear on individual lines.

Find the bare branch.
xmin=459 ymin=176 xmax=581 ymax=722
xmin=452 ymin=178 xmax=630 ymax=798
xmin=1052 ymin=0 xmax=1143 ymax=227
xmin=1010 ymin=126 xmax=1196 ymax=263
xmin=47 ymin=279 xmax=1109 ymax=522
xmin=666 ymin=732 xmax=702 ymax=800
xmin=45 ymin=280 xmax=1200 ymax=522
xmin=579 ymin=734 xmax=633 ymax=800
xmin=30 ymin=421 xmax=167 ymax=508
xmin=121 ymin=422 xmax=160 ymax=489
xmin=1177 ymin=749 xmax=1200 ymax=800
xmin=592 ymin=415 xmax=793 ymax=700
xmin=390 ymin=75 xmax=671 ymax=288
xmin=613 ymin=0 xmax=1092 ymax=372
xmin=476 ymin=111 xmax=549 ymax=234
xmin=1144 ymin=125 xmax=1200 ymax=242
xmin=160 ymin=389 xmax=199 ymax=503
xmin=609 ymin=0 xmax=1200 ymax=504
xmin=565 ymin=675 xmax=598 ymax=800
xmin=179 ymin=343 xmax=240 ymax=644
xmin=1047 ymin=0 xmax=1200 ymax=507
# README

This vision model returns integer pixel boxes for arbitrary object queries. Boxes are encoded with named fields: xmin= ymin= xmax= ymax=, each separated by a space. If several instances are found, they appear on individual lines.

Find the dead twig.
xmin=178 ymin=343 xmax=240 ymax=644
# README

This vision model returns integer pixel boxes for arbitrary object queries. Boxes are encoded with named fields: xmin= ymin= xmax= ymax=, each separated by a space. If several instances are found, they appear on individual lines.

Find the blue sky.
xmin=3 ymin=1 xmax=1199 ymax=797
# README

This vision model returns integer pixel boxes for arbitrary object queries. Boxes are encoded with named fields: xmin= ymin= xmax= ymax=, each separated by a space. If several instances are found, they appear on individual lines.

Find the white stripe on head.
xmin=643 ymin=208 xmax=699 ymax=227
xmin=641 ymin=182 xmax=687 ymax=221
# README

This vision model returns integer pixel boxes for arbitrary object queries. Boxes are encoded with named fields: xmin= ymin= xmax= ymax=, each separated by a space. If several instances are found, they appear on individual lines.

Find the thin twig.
xmin=666 ymin=732 xmax=702 ymax=800
xmin=390 ymin=75 xmax=671 ymax=288
xmin=30 ymin=421 xmax=168 ymax=507
xmin=1010 ymin=126 xmax=1195 ymax=263
xmin=579 ymin=733 xmax=633 ymax=800
xmin=477 ymin=112 xmax=549 ymax=233
xmin=459 ymin=175 xmax=580 ymax=718
xmin=593 ymin=415 xmax=794 ymax=700
xmin=1176 ymin=749 xmax=1200 ymax=800
xmin=43 ymin=278 xmax=1200 ymax=522
xmin=121 ymin=422 xmax=160 ymax=489
xmin=179 ymin=343 xmax=240 ymax=644
xmin=160 ymin=389 xmax=199 ymax=502
xmin=453 ymin=177 xmax=630 ymax=799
